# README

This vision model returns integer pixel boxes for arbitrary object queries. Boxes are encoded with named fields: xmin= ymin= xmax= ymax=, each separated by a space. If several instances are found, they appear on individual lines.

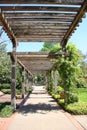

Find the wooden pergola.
xmin=0 ymin=0 xmax=87 ymax=110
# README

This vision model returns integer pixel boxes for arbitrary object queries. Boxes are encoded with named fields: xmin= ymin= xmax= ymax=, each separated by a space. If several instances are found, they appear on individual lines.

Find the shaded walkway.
xmin=7 ymin=86 xmax=84 ymax=130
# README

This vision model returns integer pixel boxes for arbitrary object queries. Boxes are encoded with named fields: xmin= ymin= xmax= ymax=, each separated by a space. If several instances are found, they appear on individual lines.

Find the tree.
xmin=41 ymin=42 xmax=57 ymax=52
xmin=0 ymin=43 xmax=11 ymax=84
xmin=0 ymin=43 xmax=22 ymax=91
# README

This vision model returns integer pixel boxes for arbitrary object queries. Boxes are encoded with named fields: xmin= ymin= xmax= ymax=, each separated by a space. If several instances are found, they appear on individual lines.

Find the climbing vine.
xmin=50 ymin=43 xmax=82 ymax=104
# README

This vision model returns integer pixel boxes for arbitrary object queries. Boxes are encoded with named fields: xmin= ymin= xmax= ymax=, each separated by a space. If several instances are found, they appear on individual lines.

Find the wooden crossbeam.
xmin=0 ymin=9 xmax=17 ymax=46
xmin=4 ymin=13 xmax=77 ymax=18
xmin=17 ymin=38 xmax=62 ymax=42
xmin=11 ymin=24 xmax=70 ymax=29
xmin=8 ymin=21 xmax=71 ymax=25
xmin=7 ymin=18 xmax=74 ymax=23
xmin=0 ymin=0 xmax=84 ymax=5
xmin=13 ymin=29 xmax=67 ymax=33
xmin=18 ymin=60 xmax=32 ymax=75
xmin=0 ymin=6 xmax=80 ymax=12
xmin=15 ymin=34 xmax=65 ymax=37
xmin=14 ymin=32 xmax=66 ymax=36
xmin=14 ymin=33 xmax=66 ymax=36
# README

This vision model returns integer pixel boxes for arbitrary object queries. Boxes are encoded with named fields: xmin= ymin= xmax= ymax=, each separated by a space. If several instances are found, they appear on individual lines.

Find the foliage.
xmin=80 ymin=53 xmax=87 ymax=76
xmin=67 ymin=93 xmax=78 ymax=103
xmin=77 ymin=78 xmax=87 ymax=88
xmin=0 ymin=43 xmax=22 ymax=92
xmin=57 ymin=86 xmax=64 ymax=94
xmin=0 ymin=43 xmax=11 ymax=84
xmin=41 ymin=42 xmax=57 ymax=52
xmin=34 ymin=74 xmax=46 ymax=85
xmin=1 ymin=89 xmax=11 ymax=94
xmin=1 ymin=88 xmax=22 ymax=95
xmin=16 ymin=65 xmax=22 ymax=89
xmin=0 ymin=102 xmax=14 ymax=117
xmin=50 ymin=43 xmax=82 ymax=104
xmin=41 ymin=42 xmax=83 ymax=104
xmin=0 ymin=83 xmax=10 ymax=90
xmin=65 ymin=102 xmax=87 ymax=115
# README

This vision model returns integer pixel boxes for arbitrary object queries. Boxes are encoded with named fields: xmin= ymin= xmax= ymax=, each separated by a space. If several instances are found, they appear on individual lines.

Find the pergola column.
xmin=54 ymin=70 xmax=58 ymax=93
xmin=46 ymin=71 xmax=50 ymax=90
xmin=26 ymin=73 xmax=28 ymax=92
xmin=11 ymin=44 xmax=17 ymax=110
xmin=22 ymin=67 xmax=25 ymax=99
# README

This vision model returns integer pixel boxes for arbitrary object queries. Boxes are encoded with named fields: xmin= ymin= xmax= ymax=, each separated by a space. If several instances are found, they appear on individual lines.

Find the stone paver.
xmin=7 ymin=86 xmax=84 ymax=130
xmin=74 ymin=115 xmax=87 ymax=130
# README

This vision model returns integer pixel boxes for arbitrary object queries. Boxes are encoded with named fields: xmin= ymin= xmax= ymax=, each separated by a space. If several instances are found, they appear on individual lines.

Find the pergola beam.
xmin=4 ymin=13 xmax=77 ymax=18
xmin=0 ymin=6 xmax=80 ymax=12
xmin=0 ymin=0 xmax=84 ymax=5
xmin=61 ymin=0 xmax=87 ymax=46
xmin=18 ymin=60 xmax=32 ymax=76
xmin=16 ymin=38 xmax=62 ymax=42
xmin=7 ymin=18 xmax=74 ymax=23
xmin=0 ymin=9 xmax=17 ymax=46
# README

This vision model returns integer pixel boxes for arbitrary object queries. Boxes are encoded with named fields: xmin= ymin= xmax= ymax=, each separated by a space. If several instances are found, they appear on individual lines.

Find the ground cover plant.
xmin=0 ymin=102 xmax=14 ymax=117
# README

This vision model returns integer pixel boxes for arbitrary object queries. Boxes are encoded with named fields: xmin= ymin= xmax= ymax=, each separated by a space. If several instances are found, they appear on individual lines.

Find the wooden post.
xmin=54 ymin=70 xmax=58 ymax=93
xmin=11 ymin=44 xmax=17 ymax=110
xmin=26 ymin=72 xmax=29 ymax=92
xmin=22 ymin=67 xmax=25 ymax=99
xmin=46 ymin=72 xmax=49 ymax=91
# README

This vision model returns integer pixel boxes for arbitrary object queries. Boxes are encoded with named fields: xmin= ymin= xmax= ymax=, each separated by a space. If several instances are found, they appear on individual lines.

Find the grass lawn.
xmin=77 ymin=88 xmax=87 ymax=102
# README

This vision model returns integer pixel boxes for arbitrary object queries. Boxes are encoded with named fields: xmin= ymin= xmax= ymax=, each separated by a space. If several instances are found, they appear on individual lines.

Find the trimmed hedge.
xmin=0 ymin=83 xmax=10 ymax=89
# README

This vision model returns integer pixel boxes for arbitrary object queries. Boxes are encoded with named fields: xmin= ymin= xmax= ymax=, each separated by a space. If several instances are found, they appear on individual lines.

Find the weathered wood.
xmin=8 ymin=20 xmax=72 ymax=25
xmin=4 ymin=13 xmax=77 ymax=18
xmin=7 ymin=18 xmax=74 ymax=23
xmin=54 ymin=70 xmax=58 ymax=93
xmin=17 ymin=38 xmax=62 ymax=42
xmin=18 ymin=60 xmax=32 ymax=75
xmin=0 ymin=9 xmax=17 ymax=46
xmin=13 ymin=29 xmax=67 ymax=34
xmin=16 ymin=37 xmax=62 ymax=40
xmin=11 ymin=45 xmax=17 ymax=110
xmin=5 ymin=14 xmax=76 ymax=18
xmin=61 ymin=0 xmax=87 ymax=46
xmin=15 ymin=34 xmax=65 ymax=37
xmin=14 ymin=52 xmax=55 ymax=73
xmin=0 ymin=6 xmax=80 ymax=12
xmin=11 ymin=60 xmax=16 ymax=110
xmin=22 ymin=67 xmax=25 ymax=99
xmin=0 ymin=0 xmax=86 ymax=45
xmin=0 ymin=0 xmax=84 ymax=5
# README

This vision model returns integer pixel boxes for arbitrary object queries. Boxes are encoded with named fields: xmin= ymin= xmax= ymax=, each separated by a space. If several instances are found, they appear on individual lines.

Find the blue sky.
xmin=1 ymin=13 xmax=87 ymax=54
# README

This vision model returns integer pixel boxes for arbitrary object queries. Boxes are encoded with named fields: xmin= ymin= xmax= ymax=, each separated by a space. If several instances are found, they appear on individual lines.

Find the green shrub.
xmin=0 ymin=83 xmax=10 ymax=89
xmin=57 ymin=86 xmax=64 ymax=94
xmin=77 ymin=78 xmax=87 ymax=88
xmin=65 ymin=102 xmax=87 ymax=115
xmin=0 ymin=102 xmax=14 ymax=117
xmin=54 ymin=94 xmax=60 ymax=100
xmin=1 ymin=89 xmax=11 ymax=94
xmin=16 ymin=89 xmax=21 ymax=95
xmin=68 ymin=93 xmax=79 ymax=103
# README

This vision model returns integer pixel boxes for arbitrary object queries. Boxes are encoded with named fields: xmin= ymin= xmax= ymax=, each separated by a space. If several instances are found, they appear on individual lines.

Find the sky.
xmin=1 ymin=13 xmax=87 ymax=54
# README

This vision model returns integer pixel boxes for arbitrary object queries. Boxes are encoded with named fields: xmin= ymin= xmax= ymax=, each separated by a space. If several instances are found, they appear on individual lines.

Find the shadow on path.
xmin=19 ymin=102 xmax=60 ymax=115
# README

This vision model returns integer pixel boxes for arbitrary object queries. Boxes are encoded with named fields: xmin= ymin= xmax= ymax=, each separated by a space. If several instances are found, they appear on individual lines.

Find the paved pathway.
xmin=7 ymin=86 xmax=84 ymax=130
